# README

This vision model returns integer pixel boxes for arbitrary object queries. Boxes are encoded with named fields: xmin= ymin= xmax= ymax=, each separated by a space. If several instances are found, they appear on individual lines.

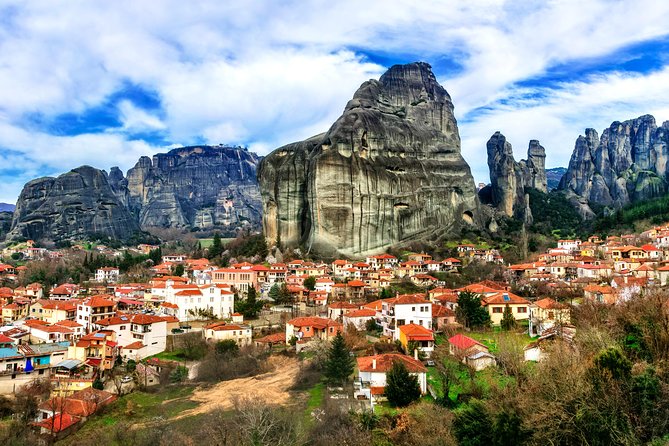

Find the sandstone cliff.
xmin=259 ymin=62 xmax=481 ymax=257
xmin=125 ymin=145 xmax=262 ymax=231
xmin=7 ymin=166 xmax=142 ymax=243
xmin=486 ymin=132 xmax=547 ymax=223
xmin=559 ymin=115 xmax=669 ymax=217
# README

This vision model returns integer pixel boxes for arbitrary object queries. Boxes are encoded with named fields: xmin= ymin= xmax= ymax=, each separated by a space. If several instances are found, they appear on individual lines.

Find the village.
xmin=0 ymin=222 xmax=669 ymax=441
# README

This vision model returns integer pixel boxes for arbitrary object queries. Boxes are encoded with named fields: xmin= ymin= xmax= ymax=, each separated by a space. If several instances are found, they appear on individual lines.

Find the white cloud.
xmin=2 ymin=0 xmax=669 ymax=202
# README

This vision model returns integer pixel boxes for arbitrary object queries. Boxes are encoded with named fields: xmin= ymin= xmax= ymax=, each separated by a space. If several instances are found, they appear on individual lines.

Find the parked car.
xmin=171 ymin=328 xmax=184 ymax=334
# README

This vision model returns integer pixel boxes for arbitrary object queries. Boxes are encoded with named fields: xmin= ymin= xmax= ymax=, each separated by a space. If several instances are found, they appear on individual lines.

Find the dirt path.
xmin=172 ymin=356 xmax=300 ymax=419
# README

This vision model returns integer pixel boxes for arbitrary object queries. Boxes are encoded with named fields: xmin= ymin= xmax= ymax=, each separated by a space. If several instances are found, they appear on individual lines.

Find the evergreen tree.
xmin=208 ymin=232 xmax=223 ymax=260
xmin=277 ymin=282 xmax=292 ymax=305
xmin=324 ymin=332 xmax=354 ymax=385
xmin=384 ymin=360 xmax=421 ymax=407
xmin=303 ymin=276 xmax=316 ymax=291
xmin=455 ymin=291 xmax=491 ymax=329
xmin=268 ymin=283 xmax=280 ymax=302
xmin=500 ymin=304 xmax=516 ymax=331
xmin=173 ymin=263 xmax=185 ymax=277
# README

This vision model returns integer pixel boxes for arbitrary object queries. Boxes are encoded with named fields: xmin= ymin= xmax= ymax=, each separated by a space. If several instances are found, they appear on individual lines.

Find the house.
xmin=202 ymin=322 xmax=252 ymax=346
xmin=583 ymin=284 xmax=616 ymax=304
xmin=37 ymin=387 xmax=116 ymax=423
xmin=67 ymin=330 xmax=119 ymax=376
xmin=50 ymin=283 xmax=80 ymax=300
xmin=524 ymin=325 xmax=576 ymax=362
xmin=327 ymin=301 xmax=360 ymax=321
xmin=342 ymin=308 xmax=377 ymax=330
xmin=285 ymin=317 xmax=343 ymax=345
xmin=95 ymin=267 xmax=120 ymax=283
xmin=95 ymin=314 xmax=167 ymax=360
xmin=380 ymin=294 xmax=432 ymax=340
xmin=481 ymin=292 xmax=530 ymax=326
xmin=0 ymin=341 xmax=70 ymax=394
xmin=164 ymin=283 xmax=235 ymax=321
xmin=447 ymin=333 xmax=495 ymax=371
xmin=528 ymin=298 xmax=570 ymax=336
xmin=398 ymin=324 xmax=434 ymax=357
xmin=355 ymin=353 xmax=428 ymax=405
xmin=76 ymin=295 xmax=116 ymax=333
xmin=29 ymin=300 xmax=77 ymax=324
xmin=212 ymin=266 xmax=258 ymax=293
xmin=432 ymin=304 xmax=457 ymax=330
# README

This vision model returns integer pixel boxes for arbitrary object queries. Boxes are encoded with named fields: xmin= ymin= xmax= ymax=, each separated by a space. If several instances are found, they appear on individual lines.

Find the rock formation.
xmin=559 ymin=115 xmax=669 ymax=217
xmin=7 ymin=166 xmax=142 ymax=243
xmin=125 ymin=145 xmax=262 ymax=231
xmin=486 ymin=132 xmax=547 ymax=223
xmin=259 ymin=62 xmax=481 ymax=257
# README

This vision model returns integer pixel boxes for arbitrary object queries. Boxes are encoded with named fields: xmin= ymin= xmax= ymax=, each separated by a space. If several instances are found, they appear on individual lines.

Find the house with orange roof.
xmin=165 ymin=283 xmax=234 ymax=321
xmin=67 ymin=330 xmax=119 ymax=376
xmin=76 ymin=295 xmax=116 ymax=333
xmin=49 ymin=283 xmax=80 ymax=300
xmin=583 ymin=284 xmax=616 ymax=304
xmin=285 ymin=316 xmax=342 ymax=346
xmin=481 ymin=292 xmax=530 ymax=326
xmin=37 ymin=387 xmax=116 ymax=433
xmin=432 ymin=304 xmax=457 ymax=330
xmin=355 ymin=353 xmax=428 ymax=405
xmin=343 ymin=308 xmax=377 ymax=330
xmin=528 ymin=298 xmax=570 ymax=336
xmin=381 ymin=294 xmax=432 ymax=340
xmin=327 ymin=301 xmax=360 ymax=321
xmin=95 ymin=313 xmax=167 ymax=359
xmin=212 ymin=266 xmax=259 ymax=294
xmin=30 ymin=300 xmax=77 ymax=324
xmin=331 ymin=259 xmax=353 ymax=278
xmin=398 ymin=323 xmax=434 ymax=356
xmin=1 ymin=300 xmax=29 ymax=323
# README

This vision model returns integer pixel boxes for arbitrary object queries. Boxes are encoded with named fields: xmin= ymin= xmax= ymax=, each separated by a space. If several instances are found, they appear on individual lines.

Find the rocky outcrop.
xmin=259 ymin=62 xmax=481 ymax=257
xmin=486 ymin=132 xmax=547 ymax=223
xmin=6 ymin=166 xmax=142 ymax=243
xmin=125 ymin=145 xmax=262 ymax=231
xmin=559 ymin=115 xmax=669 ymax=217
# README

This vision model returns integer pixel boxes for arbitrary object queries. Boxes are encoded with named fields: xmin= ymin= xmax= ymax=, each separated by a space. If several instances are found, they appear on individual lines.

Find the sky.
xmin=2 ymin=0 xmax=669 ymax=203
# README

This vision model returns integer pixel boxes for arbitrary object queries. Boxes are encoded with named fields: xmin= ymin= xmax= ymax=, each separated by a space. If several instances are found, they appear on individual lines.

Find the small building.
xmin=355 ymin=353 xmax=428 ymax=405
xmin=202 ymin=322 xmax=252 ymax=346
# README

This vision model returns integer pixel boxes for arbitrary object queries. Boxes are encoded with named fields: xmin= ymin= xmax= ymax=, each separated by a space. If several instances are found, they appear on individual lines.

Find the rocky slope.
xmin=546 ymin=167 xmax=566 ymax=191
xmin=259 ymin=62 xmax=481 ymax=257
xmin=125 ymin=145 xmax=262 ymax=231
xmin=486 ymin=132 xmax=547 ymax=224
xmin=6 ymin=166 xmax=142 ymax=243
xmin=6 ymin=146 xmax=263 ymax=243
xmin=559 ymin=115 xmax=669 ymax=217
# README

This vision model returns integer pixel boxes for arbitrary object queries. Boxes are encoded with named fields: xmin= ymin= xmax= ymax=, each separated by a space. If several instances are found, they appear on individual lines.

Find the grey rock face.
xmin=259 ymin=62 xmax=481 ymax=257
xmin=559 ymin=115 xmax=669 ymax=216
xmin=486 ymin=132 xmax=547 ymax=223
xmin=7 ymin=166 xmax=141 ymax=243
xmin=126 ymin=145 xmax=262 ymax=231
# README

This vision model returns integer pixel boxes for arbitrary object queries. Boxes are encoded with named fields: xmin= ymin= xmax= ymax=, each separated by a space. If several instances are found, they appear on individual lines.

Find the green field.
xmin=196 ymin=238 xmax=234 ymax=248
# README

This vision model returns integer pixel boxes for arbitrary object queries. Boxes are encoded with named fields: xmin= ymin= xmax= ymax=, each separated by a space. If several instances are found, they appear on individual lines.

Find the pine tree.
xmin=303 ymin=276 xmax=316 ymax=291
xmin=324 ymin=331 xmax=354 ymax=385
xmin=384 ymin=360 xmax=421 ymax=407
xmin=455 ymin=291 xmax=491 ymax=329
xmin=500 ymin=304 xmax=516 ymax=331
xmin=208 ymin=232 xmax=223 ymax=260
xmin=268 ymin=283 xmax=280 ymax=302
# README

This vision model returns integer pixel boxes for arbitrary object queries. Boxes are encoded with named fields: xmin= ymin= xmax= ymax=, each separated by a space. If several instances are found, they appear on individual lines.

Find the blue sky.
xmin=2 ymin=0 xmax=669 ymax=203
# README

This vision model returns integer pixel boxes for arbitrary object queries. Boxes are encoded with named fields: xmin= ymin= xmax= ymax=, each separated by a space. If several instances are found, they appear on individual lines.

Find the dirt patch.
xmin=173 ymin=355 xmax=300 ymax=419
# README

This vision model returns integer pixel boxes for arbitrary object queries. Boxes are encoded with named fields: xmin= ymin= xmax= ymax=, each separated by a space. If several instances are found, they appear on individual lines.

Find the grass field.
xmin=196 ymin=238 xmax=234 ymax=248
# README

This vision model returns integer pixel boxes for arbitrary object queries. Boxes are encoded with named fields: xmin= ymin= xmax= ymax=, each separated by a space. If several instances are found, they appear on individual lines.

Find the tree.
xmin=276 ymin=283 xmax=292 ymax=305
xmin=500 ymin=304 xmax=516 ymax=331
xmin=208 ymin=232 xmax=223 ymax=260
xmin=407 ymin=341 xmax=426 ymax=361
xmin=453 ymin=399 xmax=494 ymax=446
xmin=455 ymin=291 xmax=490 ymax=329
xmin=303 ymin=276 xmax=316 ymax=291
xmin=268 ymin=283 xmax=280 ymax=302
xmin=170 ymin=365 xmax=188 ymax=383
xmin=215 ymin=339 xmax=240 ymax=356
xmin=324 ymin=332 xmax=354 ymax=385
xmin=235 ymin=286 xmax=263 ymax=319
xmin=92 ymin=378 xmax=104 ymax=390
xmin=384 ymin=360 xmax=421 ymax=407
xmin=172 ymin=263 xmax=185 ymax=277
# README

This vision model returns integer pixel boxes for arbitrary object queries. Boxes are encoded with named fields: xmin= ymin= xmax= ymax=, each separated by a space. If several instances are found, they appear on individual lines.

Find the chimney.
xmin=414 ymin=349 xmax=418 ymax=361
xmin=372 ymin=359 xmax=376 ymax=370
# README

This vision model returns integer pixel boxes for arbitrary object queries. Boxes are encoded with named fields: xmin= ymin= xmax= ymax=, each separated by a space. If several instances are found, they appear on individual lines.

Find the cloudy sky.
xmin=2 ymin=0 xmax=669 ymax=203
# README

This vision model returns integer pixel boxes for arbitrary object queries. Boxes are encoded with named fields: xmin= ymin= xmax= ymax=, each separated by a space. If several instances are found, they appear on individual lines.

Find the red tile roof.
xmin=448 ymin=333 xmax=486 ymax=351
xmin=357 ymin=353 xmax=427 ymax=373
xmin=399 ymin=323 xmax=434 ymax=341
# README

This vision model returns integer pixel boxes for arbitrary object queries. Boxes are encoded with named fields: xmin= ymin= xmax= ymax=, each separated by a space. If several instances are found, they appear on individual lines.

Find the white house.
xmin=76 ymin=295 xmax=116 ymax=333
xmin=95 ymin=267 xmax=120 ymax=283
xmin=381 ymin=294 xmax=432 ymax=340
xmin=202 ymin=322 xmax=252 ymax=346
xmin=95 ymin=314 xmax=167 ymax=360
xmin=355 ymin=353 xmax=428 ymax=405
xmin=164 ymin=283 xmax=235 ymax=321
xmin=343 ymin=309 xmax=377 ymax=330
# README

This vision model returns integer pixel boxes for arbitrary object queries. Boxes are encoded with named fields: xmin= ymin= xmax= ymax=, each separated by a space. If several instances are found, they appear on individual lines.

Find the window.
xmin=493 ymin=307 xmax=503 ymax=314
xmin=517 ymin=307 xmax=527 ymax=313
xmin=120 ymin=326 xmax=126 ymax=330
xmin=412 ymin=307 xmax=416 ymax=312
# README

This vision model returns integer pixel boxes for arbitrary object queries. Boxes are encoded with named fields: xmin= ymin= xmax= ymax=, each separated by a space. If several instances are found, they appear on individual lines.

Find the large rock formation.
xmin=559 ymin=115 xmax=669 ymax=217
xmin=259 ymin=62 xmax=481 ymax=257
xmin=7 ymin=166 xmax=142 ymax=243
xmin=486 ymin=132 xmax=547 ymax=223
xmin=125 ymin=145 xmax=262 ymax=231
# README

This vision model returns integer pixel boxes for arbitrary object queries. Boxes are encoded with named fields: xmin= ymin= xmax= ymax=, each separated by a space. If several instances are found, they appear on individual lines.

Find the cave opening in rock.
xmin=462 ymin=210 xmax=474 ymax=224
